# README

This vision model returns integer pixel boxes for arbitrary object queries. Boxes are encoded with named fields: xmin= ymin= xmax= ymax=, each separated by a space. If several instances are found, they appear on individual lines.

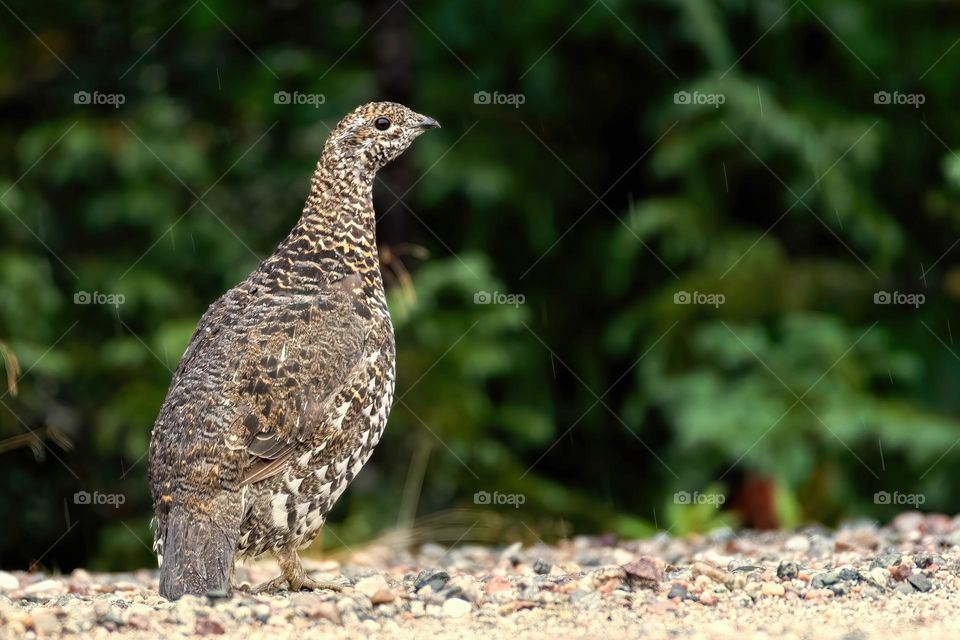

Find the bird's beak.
xmin=418 ymin=115 xmax=441 ymax=130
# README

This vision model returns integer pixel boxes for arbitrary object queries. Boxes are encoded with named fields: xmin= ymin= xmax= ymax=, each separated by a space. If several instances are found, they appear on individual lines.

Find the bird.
xmin=148 ymin=101 xmax=440 ymax=600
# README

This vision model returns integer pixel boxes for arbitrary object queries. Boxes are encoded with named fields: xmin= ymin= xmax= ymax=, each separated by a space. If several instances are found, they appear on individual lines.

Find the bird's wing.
xmin=221 ymin=274 xmax=377 ymax=486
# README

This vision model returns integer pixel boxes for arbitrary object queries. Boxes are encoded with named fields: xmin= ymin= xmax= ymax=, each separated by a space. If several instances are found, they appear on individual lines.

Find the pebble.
xmin=784 ymin=535 xmax=811 ymax=552
xmin=666 ymin=584 xmax=687 ymax=600
xmin=776 ymin=561 xmax=799 ymax=580
xmin=810 ymin=571 xmax=841 ymax=588
xmin=445 ymin=575 xmax=482 ymax=603
xmin=867 ymin=567 xmax=890 ymax=587
xmin=442 ymin=598 xmax=472 ymax=618
xmin=838 ymin=568 xmax=861 ymax=581
xmin=622 ymin=556 xmax=665 ymax=584
xmin=355 ymin=575 xmax=390 ymax=600
xmin=533 ymin=559 xmax=551 ymax=575
xmin=30 ymin=608 xmax=62 ymax=635
xmin=414 ymin=569 xmax=450 ymax=593
xmin=690 ymin=562 xmax=731 ymax=586
xmin=907 ymin=574 xmax=933 ymax=593
xmin=914 ymin=553 xmax=934 ymax=569
xmin=484 ymin=576 xmax=513 ymax=595
xmin=761 ymin=582 xmax=785 ymax=597
xmin=0 ymin=571 xmax=19 ymax=590
xmin=23 ymin=579 xmax=64 ymax=596
xmin=871 ymin=551 xmax=902 ymax=569
xmin=194 ymin=617 xmax=226 ymax=635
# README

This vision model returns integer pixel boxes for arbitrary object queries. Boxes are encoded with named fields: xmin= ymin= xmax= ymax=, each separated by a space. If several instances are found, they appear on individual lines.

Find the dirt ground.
xmin=3 ymin=511 xmax=960 ymax=638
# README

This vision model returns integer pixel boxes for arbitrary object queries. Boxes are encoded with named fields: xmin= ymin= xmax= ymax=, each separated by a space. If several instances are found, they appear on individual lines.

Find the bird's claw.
xmin=248 ymin=575 xmax=343 ymax=594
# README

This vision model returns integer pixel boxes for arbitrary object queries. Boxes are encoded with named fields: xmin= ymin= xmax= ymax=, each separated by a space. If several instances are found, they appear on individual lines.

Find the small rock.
xmin=444 ymin=575 xmax=482 ymax=603
xmin=666 ymin=584 xmax=687 ymax=600
xmin=892 ymin=511 xmax=924 ymax=534
xmin=355 ymin=575 xmax=390 ymax=600
xmin=0 ymin=571 xmax=19 ymax=591
xmin=532 ymin=559 xmax=551 ymax=575
xmin=500 ymin=541 xmax=523 ymax=564
xmin=914 ymin=553 xmax=934 ymax=569
xmin=315 ymin=602 xmax=342 ymax=624
xmin=784 ymin=535 xmax=810 ymax=552
xmin=291 ymin=593 xmax=339 ymax=623
xmin=894 ymin=582 xmax=916 ymax=596
xmin=810 ymin=571 xmax=841 ymax=588
xmin=23 ymin=579 xmax=64 ymax=596
xmin=907 ymin=574 xmax=933 ymax=593
xmin=623 ymin=556 xmax=665 ymax=584
xmin=414 ymin=569 xmax=450 ymax=593
xmin=371 ymin=589 xmax=396 ymax=605
xmin=690 ymin=562 xmax=731 ymax=586
xmin=804 ymin=588 xmax=834 ymax=601
xmin=484 ymin=576 xmax=512 ymax=595
xmin=838 ymin=568 xmax=861 ymax=582
xmin=30 ymin=608 xmax=61 ymax=635
xmin=761 ymin=582 xmax=785 ymax=597
xmin=442 ymin=598 xmax=471 ymax=618
xmin=251 ymin=604 xmax=271 ymax=623
xmin=698 ymin=591 xmax=718 ymax=606
xmin=867 ymin=567 xmax=890 ymax=587
xmin=890 ymin=564 xmax=912 ymax=582
xmin=126 ymin=614 xmax=150 ymax=630
xmin=194 ymin=618 xmax=225 ymax=635
xmin=583 ymin=566 xmax=627 ymax=590
xmin=870 ymin=551 xmax=902 ymax=569
xmin=776 ymin=561 xmax=799 ymax=580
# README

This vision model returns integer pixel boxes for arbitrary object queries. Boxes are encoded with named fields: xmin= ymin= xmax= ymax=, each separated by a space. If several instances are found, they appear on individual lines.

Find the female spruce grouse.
xmin=148 ymin=102 xmax=440 ymax=600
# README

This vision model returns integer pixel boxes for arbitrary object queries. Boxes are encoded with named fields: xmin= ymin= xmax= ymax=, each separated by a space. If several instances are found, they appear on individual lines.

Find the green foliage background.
xmin=2 ymin=0 xmax=960 ymax=570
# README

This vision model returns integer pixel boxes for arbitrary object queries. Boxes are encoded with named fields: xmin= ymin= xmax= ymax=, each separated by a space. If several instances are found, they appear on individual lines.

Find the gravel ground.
xmin=4 ymin=512 xmax=960 ymax=639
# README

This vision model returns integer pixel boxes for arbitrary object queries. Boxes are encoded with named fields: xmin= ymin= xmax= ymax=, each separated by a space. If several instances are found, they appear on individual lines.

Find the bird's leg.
xmin=230 ymin=563 xmax=254 ymax=594
xmin=250 ymin=548 xmax=342 ymax=594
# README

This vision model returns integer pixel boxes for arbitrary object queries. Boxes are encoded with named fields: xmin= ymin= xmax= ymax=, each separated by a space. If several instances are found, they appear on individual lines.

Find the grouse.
xmin=148 ymin=102 xmax=440 ymax=600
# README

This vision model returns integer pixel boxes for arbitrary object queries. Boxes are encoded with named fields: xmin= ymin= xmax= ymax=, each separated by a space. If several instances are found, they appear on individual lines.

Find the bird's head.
xmin=322 ymin=101 xmax=440 ymax=173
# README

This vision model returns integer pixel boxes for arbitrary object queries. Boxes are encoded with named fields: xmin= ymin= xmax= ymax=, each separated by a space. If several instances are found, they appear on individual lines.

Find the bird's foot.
xmin=248 ymin=549 xmax=343 ymax=594
xmin=248 ymin=574 xmax=342 ymax=594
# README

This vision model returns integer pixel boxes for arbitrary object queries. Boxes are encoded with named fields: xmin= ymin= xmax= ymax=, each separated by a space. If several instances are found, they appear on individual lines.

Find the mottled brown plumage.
xmin=148 ymin=102 xmax=439 ymax=600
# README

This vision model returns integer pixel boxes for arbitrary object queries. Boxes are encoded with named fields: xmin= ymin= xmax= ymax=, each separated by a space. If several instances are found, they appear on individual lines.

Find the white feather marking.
xmin=270 ymin=494 xmax=289 ymax=529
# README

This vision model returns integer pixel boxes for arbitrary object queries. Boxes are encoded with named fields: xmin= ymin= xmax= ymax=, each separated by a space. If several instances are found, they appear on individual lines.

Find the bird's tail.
xmin=157 ymin=502 xmax=238 ymax=600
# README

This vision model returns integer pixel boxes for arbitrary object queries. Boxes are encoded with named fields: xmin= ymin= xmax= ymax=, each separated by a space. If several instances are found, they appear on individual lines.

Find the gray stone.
xmin=414 ymin=569 xmax=450 ymax=593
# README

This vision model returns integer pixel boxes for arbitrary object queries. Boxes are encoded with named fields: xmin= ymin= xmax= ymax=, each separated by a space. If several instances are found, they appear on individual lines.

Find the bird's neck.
xmin=265 ymin=159 xmax=385 ymax=299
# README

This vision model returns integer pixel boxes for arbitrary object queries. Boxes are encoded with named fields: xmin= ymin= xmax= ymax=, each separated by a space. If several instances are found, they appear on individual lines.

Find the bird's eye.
xmin=374 ymin=117 xmax=391 ymax=131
